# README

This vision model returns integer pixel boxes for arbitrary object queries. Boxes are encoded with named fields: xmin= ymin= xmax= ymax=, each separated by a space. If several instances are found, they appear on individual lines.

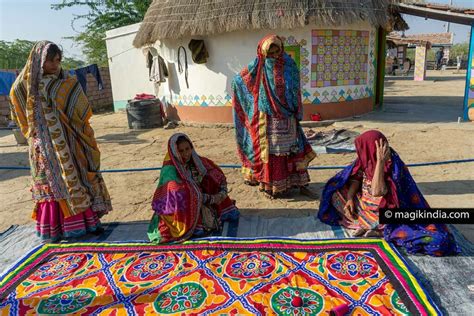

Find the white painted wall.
xmin=156 ymin=21 xmax=375 ymax=107
xmin=105 ymin=23 xmax=155 ymax=110
xmin=105 ymin=20 xmax=375 ymax=110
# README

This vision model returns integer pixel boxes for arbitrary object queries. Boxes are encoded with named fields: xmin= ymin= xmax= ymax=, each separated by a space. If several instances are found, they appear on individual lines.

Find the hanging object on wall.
xmin=146 ymin=50 xmax=153 ymax=76
xmin=143 ymin=46 xmax=158 ymax=77
xmin=150 ymin=55 xmax=169 ymax=84
xmin=188 ymin=39 xmax=209 ymax=64
xmin=143 ymin=47 xmax=168 ymax=85
xmin=178 ymin=46 xmax=189 ymax=89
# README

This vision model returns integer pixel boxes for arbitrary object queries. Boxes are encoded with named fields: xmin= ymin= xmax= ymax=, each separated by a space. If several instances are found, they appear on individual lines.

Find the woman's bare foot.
xmin=364 ymin=230 xmax=383 ymax=237
xmin=263 ymin=191 xmax=275 ymax=200
xmin=262 ymin=190 xmax=288 ymax=199
xmin=244 ymin=180 xmax=259 ymax=186
xmin=352 ymin=228 xmax=367 ymax=237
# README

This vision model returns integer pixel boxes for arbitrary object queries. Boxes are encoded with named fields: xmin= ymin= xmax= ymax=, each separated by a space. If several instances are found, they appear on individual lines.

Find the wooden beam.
xmin=395 ymin=3 xmax=474 ymax=26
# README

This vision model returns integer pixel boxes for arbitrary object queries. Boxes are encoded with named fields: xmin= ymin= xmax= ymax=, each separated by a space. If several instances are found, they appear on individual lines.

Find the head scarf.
xmin=352 ymin=130 xmax=398 ymax=208
xmin=10 ymin=41 xmax=55 ymax=137
xmin=9 ymin=41 xmax=112 ymax=217
xmin=258 ymin=35 xmax=283 ymax=58
xmin=150 ymin=133 xmax=235 ymax=243
xmin=167 ymin=133 xmax=208 ymax=182
xmin=232 ymin=35 xmax=313 ymax=180
xmin=352 ymin=130 xmax=392 ymax=180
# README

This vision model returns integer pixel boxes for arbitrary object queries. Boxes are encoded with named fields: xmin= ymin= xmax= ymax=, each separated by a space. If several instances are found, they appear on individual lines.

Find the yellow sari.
xmin=9 ymin=41 xmax=112 ymax=221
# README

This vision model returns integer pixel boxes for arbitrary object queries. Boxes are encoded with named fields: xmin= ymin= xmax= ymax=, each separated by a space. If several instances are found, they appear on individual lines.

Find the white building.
xmin=106 ymin=0 xmax=407 ymax=123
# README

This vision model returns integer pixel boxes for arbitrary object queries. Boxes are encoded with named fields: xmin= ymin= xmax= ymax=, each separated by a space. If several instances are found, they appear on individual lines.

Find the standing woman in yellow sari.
xmin=9 ymin=41 xmax=112 ymax=241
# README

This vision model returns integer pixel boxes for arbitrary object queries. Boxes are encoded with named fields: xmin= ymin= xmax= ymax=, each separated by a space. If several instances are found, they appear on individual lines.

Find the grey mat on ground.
xmin=236 ymin=215 xmax=347 ymax=239
xmin=306 ymin=129 xmax=359 ymax=154
xmin=406 ymin=225 xmax=474 ymax=315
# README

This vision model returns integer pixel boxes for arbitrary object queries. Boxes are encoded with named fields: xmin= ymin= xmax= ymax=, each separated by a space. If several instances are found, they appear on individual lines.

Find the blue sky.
xmin=1 ymin=0 xmax=473 ymax=61
xmin=402 ymin=0 xmax=474 ymax=42
xmin=0 ymin=0 xmax=89 ymax=59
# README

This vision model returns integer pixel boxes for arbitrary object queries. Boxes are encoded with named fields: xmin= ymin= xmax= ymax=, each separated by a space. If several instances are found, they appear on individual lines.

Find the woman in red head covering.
xmin=332 ymin=130 xmax=395 ymax=236
xmin=318 ymin=130 xmax=459 ymax=256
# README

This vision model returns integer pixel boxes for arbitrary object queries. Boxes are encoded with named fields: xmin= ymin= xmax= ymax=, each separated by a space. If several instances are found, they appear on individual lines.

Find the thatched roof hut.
xmin=106 ymin=0 xmax=412 ymax=123
xmin=133 ymin=0 xmax=408 ymax=47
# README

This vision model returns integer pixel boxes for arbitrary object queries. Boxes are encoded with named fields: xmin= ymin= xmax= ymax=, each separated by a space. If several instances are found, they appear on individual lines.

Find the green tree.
xmin=449 ymin=42 xmax=469 ymax=60
xmin=406 ymin=48 xmax=435 ymax=62
xmin=405 ymin=44 xmax=469 ymax=63
xmin=51 ymin=0 xmax=152 ymax=66
xmin=0 ymin=40 xmax=35 ymax=69
xmin=62 ymin=57 xmax=86 ymax=69
xmin=0 ymin=39 xmax=85 ymax=70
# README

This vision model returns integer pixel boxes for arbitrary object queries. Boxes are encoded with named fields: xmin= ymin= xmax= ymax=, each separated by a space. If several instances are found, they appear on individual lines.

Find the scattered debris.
xmin=164 ymin=120 xmax=179 ymax=129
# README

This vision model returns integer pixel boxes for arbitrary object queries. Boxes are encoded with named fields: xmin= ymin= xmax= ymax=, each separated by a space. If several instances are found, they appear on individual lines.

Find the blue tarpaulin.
xmin=0 ymin=71 xmax=16 ymax=96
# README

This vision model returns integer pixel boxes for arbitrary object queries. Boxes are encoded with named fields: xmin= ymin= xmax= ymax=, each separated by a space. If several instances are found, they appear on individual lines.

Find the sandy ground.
xmin=1 ymin=70 xmax=473 ymax=239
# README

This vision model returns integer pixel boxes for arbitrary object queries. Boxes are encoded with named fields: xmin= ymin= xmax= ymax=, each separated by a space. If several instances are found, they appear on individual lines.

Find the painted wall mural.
xmin=466 ymin=48 xmax=474 ymax=120
xmin=170 ymin=28 xmax=376 ymax=107
xmin=174 ymin=94 xmax=232 ymax=107
xmin=311 ymin=30 xmax=369 ymax=88
xmin=282 ymin=35 xmax=311 ymax=87
xmin=302 ymin=29 xmax=375 ymax=104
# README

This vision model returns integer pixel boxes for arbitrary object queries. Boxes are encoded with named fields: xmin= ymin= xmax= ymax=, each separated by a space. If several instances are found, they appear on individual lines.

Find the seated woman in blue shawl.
xmin=318 ymin=130 xmax=459 ymax=256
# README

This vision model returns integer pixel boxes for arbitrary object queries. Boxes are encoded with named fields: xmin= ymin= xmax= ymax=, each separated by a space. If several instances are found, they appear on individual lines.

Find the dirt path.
xmin=1 ymin=72 xmax=473 ymax=236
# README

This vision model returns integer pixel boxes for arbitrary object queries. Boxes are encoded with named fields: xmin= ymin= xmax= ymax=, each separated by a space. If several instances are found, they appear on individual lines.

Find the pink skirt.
xmin=35 ymin=201 xmax=102 ymax=241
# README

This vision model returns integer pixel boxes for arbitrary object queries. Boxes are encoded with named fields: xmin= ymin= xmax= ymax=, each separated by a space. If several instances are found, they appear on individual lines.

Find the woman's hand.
xmin=375 ymin=139 xmax=390 ymax=164
xmin=373 ymin=139 xmax=389 ymax=197
xmin=211 ymin=193 xmax=227 ymax=205
xmin=344 ymin=199 xmax=357 ymax=219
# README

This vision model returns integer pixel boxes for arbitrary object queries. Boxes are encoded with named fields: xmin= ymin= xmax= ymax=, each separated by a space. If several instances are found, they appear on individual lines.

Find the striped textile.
xmin=9 ymin=41 xmax=112 ymax=220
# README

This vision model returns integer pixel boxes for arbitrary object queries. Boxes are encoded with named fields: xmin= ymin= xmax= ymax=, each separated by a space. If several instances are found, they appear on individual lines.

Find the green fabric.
xmin=147 ymin=213 xmax=161 ymax=243
xmin=158 ymin=165 xmax=181 ymax=186
xmin=149 ymin=164 xmax=180 ymax=243
xmin=149 ymin=163 xmax=186 ymax=243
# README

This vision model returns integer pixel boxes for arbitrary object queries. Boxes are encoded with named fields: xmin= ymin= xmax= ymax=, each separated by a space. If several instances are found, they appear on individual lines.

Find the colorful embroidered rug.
xmin=0 ymin=238 xmax=439 ymax=315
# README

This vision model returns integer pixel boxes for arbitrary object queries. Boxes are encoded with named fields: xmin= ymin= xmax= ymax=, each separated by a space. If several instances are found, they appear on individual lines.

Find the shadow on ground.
xmin=0 ymin=152 xmax=30 ymax=181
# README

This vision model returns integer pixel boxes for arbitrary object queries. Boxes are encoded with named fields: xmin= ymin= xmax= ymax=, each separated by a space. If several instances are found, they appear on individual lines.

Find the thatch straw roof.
xmin=133 ymin=0 xmax=408 ymax=48
xmin=389 ymin=31 xmax=453 ymax=46
xmin=404 ymin=1 xmax=474 ymax=15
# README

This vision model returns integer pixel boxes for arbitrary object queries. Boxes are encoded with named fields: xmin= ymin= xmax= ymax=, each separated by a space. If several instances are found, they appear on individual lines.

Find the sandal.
xmin=244 ymin=180 xmax=259 ymax=186
xmin=263 ymin=191 xmax=275 ymax=200
xmin=263 ymin=190 xmax=288 ymax=199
